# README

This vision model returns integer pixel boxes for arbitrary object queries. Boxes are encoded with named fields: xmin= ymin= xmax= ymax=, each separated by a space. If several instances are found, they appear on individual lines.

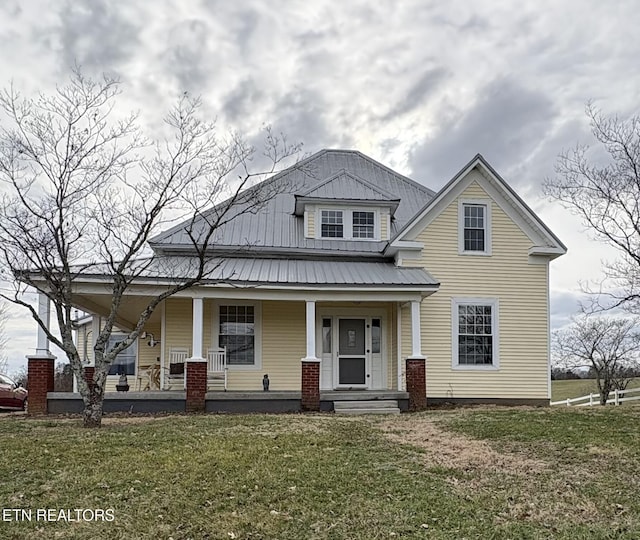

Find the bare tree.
xmin=0 ymin=69 xmax=302 ymax=427
xmin=0 ymin=302 xmax=9 ymax=374
xmin=543 ymin=104 xmax=640 ymax=312
xmin=552 ymin=316 xmax=640 ymax=404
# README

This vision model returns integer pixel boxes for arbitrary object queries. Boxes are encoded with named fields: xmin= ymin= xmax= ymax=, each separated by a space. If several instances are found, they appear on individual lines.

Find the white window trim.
xmin=458 ymin=199 xmax=492 ymax=256
xmin=212 ymin=300 xmax=262 ymax=371
xmin=451 ymin=297 xmax=499 ymax=371
xmin=316 ymin=207 xmax=380 ymax=241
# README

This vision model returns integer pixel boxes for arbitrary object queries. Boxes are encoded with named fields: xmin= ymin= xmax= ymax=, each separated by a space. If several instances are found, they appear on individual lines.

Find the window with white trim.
xmin=352 ymin=211 xmax=375 ymax=238
xmin=453 ymin=299 xmax=498 ymax=368
xmin=321 ymin=210 xmax=344 ymax=238
xmin=219 ymin=305 xmax=256 ymax=365
xmin=107 ymin=334 xmax=137 ymax=375
xmin=318 ymin=208 xmax=379 ymax=240
xmin=459 ymin=200 xmax=491 ymax=255
xmin=463 ymin=205 xmax=485 ymax=251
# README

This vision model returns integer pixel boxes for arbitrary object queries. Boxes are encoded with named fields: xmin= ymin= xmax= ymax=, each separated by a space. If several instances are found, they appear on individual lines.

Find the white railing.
xmin=206 ymin=347 xmax=228 ymax=391
xmin=550 ymin=386 xmax=640 ymax=407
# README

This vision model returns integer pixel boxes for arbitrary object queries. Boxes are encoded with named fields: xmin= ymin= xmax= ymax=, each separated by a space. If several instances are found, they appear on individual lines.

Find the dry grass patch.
xmin=379 ymin=412 xmax=547 ymax=475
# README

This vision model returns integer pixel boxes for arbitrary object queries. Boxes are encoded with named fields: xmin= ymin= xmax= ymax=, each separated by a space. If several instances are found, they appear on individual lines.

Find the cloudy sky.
xmin=0 ymin=0 xmax=638 ymax=373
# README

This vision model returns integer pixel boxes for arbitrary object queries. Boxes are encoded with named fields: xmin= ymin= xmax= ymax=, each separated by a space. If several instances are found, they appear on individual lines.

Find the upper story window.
xmin=321 ymin=210 xmax=344 ymax=238
xmin=458 ymin=199 xmax=491 ymax=255
xmin=352 ymin=211 xmax=375 ymax=238
xmin=318 ymin=208 xmax=379 ymax=240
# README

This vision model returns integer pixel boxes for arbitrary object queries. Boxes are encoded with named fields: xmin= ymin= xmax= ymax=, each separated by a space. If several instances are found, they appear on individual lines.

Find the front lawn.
xmin=1 ymin=408 xmax=638 ymax=539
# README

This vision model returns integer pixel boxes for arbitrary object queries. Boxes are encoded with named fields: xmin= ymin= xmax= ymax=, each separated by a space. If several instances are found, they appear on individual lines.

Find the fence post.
xmin=615 ymin=388 xmax=620 ymax=406
xmin=566 ymin=397 xmax=570 ymax=407
xmin=589 ymin=393 xmax=593 ymax=406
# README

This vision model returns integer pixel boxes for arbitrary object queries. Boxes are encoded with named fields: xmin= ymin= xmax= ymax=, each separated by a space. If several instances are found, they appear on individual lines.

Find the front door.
xmin=337 ymin=318 xmax=368 ymax=388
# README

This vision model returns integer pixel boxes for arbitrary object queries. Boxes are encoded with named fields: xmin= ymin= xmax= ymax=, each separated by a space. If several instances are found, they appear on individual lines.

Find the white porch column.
xmin=90 ymin=315 xmax=100 ymax=366
xmin=35 ymin=293 xmax=52 ymax=356
xmin=409 ymin=300 xmax=425 ymax=359
xmin=302 ymin=300 xmax=319 ymax=361
xmin=191 ymin=297 xmax=204 ymax=360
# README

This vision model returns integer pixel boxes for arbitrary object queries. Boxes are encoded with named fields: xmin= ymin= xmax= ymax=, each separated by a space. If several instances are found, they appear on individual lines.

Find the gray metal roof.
xmin=150 ymin=149 xmax=435 ymax=255
xmin=297 ymin=169 xmax=400 ymax=201
xmin=75 ymin=257 xmax=439 ymax=288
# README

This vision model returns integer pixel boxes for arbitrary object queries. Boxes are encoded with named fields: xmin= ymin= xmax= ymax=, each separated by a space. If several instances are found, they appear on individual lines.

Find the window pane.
xmin=107 ymin=335 xmax=136 ymax=375
xmin=322 ymin=318 xmax=332 ymax=354
xmin=220 ymin=305 xmax=256 ymax=365
xmin=371 ymin=319 xmax=381 ymax=354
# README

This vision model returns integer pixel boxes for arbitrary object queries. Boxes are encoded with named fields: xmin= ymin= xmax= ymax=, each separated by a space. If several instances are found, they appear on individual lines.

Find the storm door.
xmin=337 ymin=318 xmax=368 ymax=387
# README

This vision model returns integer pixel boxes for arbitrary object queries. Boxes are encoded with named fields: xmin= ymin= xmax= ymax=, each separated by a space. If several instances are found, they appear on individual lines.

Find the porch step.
xmin=333 ymin=400 xmax=400 ymax=415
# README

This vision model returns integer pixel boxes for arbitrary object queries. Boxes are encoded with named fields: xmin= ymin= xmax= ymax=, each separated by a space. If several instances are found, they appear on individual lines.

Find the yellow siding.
xmin=307 ymin=210 xmax=316 ymax=238
xmin=403 ymin=176 xmax=549 ymax=399
xmin=380 ymin=209 xmax=389 ymax=241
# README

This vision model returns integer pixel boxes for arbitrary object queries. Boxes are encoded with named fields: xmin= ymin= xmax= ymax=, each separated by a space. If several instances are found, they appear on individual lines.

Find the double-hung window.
xmin=453 ymin=299 xmax=498 ymax=369
xmin=219 ymin=305 xmax=256 ymax=366
xmin=107 ymin=334 xmax=137 ymax=375
xmin=459 ymin=200 xmax=491 ymax=255
xmin=319 ymin=209 xmax=378 ymax=240
xmin=352 ymin=211 xmax=375 ymax=238
xmin=321 ymin=210 xmax=344 ymax=238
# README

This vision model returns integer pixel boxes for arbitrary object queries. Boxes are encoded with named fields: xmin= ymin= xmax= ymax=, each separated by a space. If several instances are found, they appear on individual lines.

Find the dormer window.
xmin=317 ymin=208 xmax=380 ymax=240
xmin=352 ymin=211 xmax=375 ymax=238
xmin=321 ymin=210 xmax=344 ymax=238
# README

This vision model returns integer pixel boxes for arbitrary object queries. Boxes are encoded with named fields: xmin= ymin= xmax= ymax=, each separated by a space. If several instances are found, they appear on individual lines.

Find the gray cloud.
xmin=57 ymin=0 xmax=141 ymax=75
xmin=408 ymin=76 xmax=557 ymax=189
xmin=162 ymin=18 xmax=211 ymax=94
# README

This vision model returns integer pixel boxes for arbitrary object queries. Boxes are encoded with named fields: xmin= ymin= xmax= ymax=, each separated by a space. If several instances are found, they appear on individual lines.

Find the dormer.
xmin=294 ymin=170 xmax=400 ymax=241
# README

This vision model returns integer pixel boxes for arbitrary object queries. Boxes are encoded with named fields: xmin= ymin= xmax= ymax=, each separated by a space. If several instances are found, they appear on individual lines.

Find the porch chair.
xmin=165 ymin=347 xmax=190 ymax=390
xmin=206 ymin=346 xmax=228 ymax=391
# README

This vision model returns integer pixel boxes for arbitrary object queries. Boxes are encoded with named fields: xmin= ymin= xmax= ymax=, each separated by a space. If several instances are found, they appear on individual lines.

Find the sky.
xmin=0 ymin=0 xmax=638 ymax=374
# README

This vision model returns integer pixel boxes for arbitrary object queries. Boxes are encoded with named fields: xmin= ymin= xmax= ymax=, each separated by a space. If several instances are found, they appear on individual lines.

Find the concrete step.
xmin=334 ymin=407 xmax=401 ymax=415
xmin=333 ymin=400 xmax=398 ymax=409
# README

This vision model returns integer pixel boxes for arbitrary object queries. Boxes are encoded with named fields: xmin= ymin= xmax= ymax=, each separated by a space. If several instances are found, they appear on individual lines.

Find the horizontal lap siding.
xmin=403 ymin=177 xmax=549 ymax=399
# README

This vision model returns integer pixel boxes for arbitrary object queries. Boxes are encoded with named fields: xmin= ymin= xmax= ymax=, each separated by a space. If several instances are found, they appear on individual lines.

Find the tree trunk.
xmin=83 ymin=397 xmax=104 ymax=428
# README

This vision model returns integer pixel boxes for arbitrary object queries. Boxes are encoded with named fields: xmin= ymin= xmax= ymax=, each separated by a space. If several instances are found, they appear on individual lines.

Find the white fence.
xmin=550 ymin=386 xmax=640 ymax=407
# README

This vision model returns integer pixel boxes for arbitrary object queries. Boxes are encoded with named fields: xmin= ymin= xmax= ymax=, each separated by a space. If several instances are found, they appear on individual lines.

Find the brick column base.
xmin=406 ymin=357 xmax=427 ymax=411
xmin=186 ymin=361 xmax=207 ymax=413
xmin=27 ymin=356 xmax=55 ymax=415
xmin=301 ymin=360 xmax=320 ymax=411
xmin=83 ymin=366 xmax=96 ymax=393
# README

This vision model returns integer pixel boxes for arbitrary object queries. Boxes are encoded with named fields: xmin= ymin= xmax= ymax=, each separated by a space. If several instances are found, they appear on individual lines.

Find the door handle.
xmin=367 ymin=349 xmax=370 ymax=353
xmin=366 ymin=374 xmax=370 ymax=378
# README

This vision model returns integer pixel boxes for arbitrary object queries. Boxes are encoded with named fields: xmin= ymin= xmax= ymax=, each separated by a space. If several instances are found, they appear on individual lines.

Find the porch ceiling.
xmin=73 ymin=293 xmax=162 ymax=330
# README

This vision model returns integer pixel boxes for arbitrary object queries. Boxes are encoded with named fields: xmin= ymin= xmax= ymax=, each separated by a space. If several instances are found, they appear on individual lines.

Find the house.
xmin=32 ymin=149 xmax=566 ymax=414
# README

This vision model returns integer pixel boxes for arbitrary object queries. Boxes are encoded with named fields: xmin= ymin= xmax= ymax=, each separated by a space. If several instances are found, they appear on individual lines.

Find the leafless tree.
xmin=544 ymin=104 xmax=640 ymax=313
xmin=552 ymin=316 xmax=640 ymax=404
xmin=0 ymin=69 xmax=302 ymax=427
xmin=0 ymin=302 xmax=9 ymax=374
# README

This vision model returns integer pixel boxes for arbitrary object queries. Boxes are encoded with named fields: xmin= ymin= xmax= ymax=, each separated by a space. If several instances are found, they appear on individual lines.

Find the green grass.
xmin=551 ymin=377 xmax=640 ymax=401
xmin=1 ymin=409 xmax=639 ymax=539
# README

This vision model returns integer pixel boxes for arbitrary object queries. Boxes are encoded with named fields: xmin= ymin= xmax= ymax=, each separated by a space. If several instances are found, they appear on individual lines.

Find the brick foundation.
xmin=301 ymin=360 xmax=320 ymax=411
xmin=406 ymin=357 xmax=427 ymax=411
xmin=27 ymin=356 xmax=55 ymax=416
xmin=186 ymin=361 xmax=207 ymax=412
